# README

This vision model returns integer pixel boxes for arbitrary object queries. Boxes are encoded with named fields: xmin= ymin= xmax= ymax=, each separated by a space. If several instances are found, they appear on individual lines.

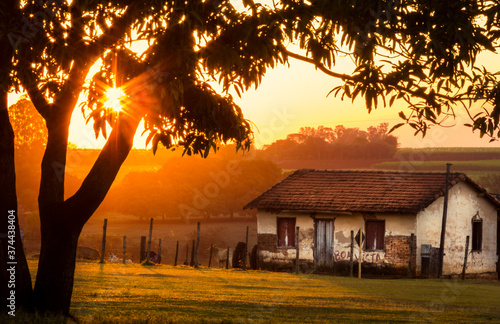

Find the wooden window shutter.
xmin=365 ymin=220 xmax=385 ymax=251
xmin=376 ymin=221 xmax=385 ymax=250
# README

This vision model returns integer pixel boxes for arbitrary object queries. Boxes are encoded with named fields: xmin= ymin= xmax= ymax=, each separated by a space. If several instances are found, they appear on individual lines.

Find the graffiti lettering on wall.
xmin=334 ymin=250 xmax=383 ymax=263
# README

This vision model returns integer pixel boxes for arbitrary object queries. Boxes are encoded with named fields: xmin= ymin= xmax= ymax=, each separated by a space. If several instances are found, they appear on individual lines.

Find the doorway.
xmin=315 ymin=219 xmax=334 ymax=271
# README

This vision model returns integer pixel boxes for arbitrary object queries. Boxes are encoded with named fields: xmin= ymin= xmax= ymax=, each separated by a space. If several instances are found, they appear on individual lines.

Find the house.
xmin=244 ymin=169 xmax=500 ymax=277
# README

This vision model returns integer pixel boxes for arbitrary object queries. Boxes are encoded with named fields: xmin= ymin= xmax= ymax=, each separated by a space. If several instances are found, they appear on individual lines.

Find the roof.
xmin=244 ymin=169 xmax=500 ymax=214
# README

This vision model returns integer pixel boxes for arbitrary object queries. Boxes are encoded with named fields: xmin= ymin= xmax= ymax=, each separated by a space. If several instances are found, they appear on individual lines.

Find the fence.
xmin=82 ymin=219 xmax=476 ymax=279
xmin=92 ymin=218 xmax=255 ymax=270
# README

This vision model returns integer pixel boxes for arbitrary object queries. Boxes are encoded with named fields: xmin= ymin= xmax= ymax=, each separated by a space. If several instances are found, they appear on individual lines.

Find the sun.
xmin=103 ymin=87 xmax=126 ymax=112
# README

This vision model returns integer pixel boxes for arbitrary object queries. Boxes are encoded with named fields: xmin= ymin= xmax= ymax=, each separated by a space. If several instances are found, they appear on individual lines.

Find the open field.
xmin=7 ymin=261 xmax=500 ymax=323
xmin=372 ymin=160 xmax=500 ymax=172
xmin=370 ymin=160 xmax=500 ymax=187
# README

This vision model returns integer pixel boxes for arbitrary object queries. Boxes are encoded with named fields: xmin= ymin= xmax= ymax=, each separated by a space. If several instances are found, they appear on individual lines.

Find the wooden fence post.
xmin=174 ymin=240 xmax=179 ymax=266
xmin=408 ymin=233 xmax=414 ymax=278
xmin=295 ymin=226 xmax=300 ymax=275
xmin=100 ymin=218 xmax=107 ymax=263
xmin=244 ymin=226 xmax=249 ymax=270
xmin=147 ymin=218 xmax=154 ymax=262
xmin=208 ymin=244 xmax=213 ymax=268
xmin=140 ymin=236 xmax=146 ymax=263
xmin=358 ymin=228 xmax=363 ymax=279
xmin=226 ymin=245 xmax=229 ymax=269
xmin=349 ymin=230 xmax=354 ymax=277
xmin=184 ymin=243 xmax=188 ymax=265
xmin=158 ymin=238 xmax=162 ymax=264
xmin=462 ymin=235 xmax=470 ymax=280
xmin=122 ymin=236 xmax=126 ymax=264
xmin=190 ymin=239 xmax=195 ymax=266
xmin=195 ymin=222 xmax=201 ymax=268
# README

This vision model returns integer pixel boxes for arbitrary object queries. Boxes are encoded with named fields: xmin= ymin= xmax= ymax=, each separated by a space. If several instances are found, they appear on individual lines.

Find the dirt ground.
xmin=78 ymin=213 xmax=257 ymax=267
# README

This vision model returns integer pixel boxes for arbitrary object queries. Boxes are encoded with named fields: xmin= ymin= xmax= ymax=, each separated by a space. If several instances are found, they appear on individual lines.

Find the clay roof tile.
xmin=244 ymin=169 xmax=500 ymax=213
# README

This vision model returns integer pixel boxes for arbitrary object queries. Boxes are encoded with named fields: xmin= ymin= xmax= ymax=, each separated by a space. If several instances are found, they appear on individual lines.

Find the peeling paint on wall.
xmin=417 ymin=182 xmax=498 ymax=275
xmin=335 ymin=230 xmax=351 ymax=244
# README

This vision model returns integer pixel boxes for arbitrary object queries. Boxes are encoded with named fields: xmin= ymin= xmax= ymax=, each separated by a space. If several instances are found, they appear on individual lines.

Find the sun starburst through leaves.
xmin=103 ymin=87 xmax=126 ymax=113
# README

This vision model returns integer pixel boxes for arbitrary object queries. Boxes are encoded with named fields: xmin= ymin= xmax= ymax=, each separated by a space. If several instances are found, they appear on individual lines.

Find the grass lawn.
xmin=8 ymin=260 xmax=500 ymax=323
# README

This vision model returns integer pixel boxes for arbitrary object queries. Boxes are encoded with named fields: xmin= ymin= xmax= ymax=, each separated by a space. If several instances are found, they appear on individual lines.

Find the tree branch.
xmin=86 ymin=2 xmax=144 ymax=59
xmin=284 ymin=49 xmax=466 ymax=105
xmin=65 ymin=110 xmax=141 ymax=227
xmin=284 ymin=49 xmax=354 ymax=81
xmin=55 ymin=59 xmax=92 ymax=117
xmin=18 ymin=69 xmax=52 ymax=119
xmin=68 ymin=2 xmax=86 ymax=56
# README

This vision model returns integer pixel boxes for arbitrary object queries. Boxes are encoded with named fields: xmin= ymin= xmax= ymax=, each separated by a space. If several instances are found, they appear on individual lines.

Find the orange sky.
xmin=63 ymin=51 xmax=500 ymax=150
xmin=9 ymin=51 xmax=500 ymax=151
xmin=235 ymin=54 xmax=500 ymax=149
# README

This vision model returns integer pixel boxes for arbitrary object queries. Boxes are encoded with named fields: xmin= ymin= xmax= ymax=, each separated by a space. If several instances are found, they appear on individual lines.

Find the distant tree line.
xmin=260 ymin=123 xmax=398 ymax=160
xmin=99 ymin=146 xmax=284 ymax=221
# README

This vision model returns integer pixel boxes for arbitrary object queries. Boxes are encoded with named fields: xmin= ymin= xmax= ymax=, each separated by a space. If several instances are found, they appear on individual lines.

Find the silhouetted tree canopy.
xmin=262 ymin=123 xmax=398 ymax=160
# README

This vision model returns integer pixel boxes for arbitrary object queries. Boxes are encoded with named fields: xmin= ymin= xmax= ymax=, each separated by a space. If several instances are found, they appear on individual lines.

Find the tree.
xmin=2 ymin=0 xmax=258 ymax=315
xmin=0 ymin=1 xmax=33 ymax=315
xmin=8 ymin=97 xmax=47 ymax=150
xmin=262 ymin=123 xmax=398 ymax=160
xmin=2 ymin=0 xmax=500 ymax=318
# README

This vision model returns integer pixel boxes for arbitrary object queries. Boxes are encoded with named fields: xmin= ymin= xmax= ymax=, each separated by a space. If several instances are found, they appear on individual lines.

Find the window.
xmin=472 ymin=220 xmax=482 ymax=251
xmin=277 ymin=217 xmax=296 ymax=248
xmin=365 ymin=220 xmax=385 ymax=251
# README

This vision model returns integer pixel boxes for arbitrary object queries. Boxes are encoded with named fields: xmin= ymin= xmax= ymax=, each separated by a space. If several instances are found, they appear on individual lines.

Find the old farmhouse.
xmin=245 ymin=169 xmax=500 ymax=277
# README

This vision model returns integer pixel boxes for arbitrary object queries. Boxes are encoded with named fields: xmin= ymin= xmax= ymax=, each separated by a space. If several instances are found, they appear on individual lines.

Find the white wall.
xmin=417 ymin=181 xmax=498 ymax=275
xmin=257 ymin=211 xmax=315 ymax=263
xmin=258 ymin=211 xmax=416 ymax=265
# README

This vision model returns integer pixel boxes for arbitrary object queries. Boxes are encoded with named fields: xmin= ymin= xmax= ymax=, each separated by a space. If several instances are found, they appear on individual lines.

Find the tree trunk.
xmin=32 ymin=111 xmax=140 ymax=315
xmin=0 ymin=0 xmax=33 ymax=309
xmin=0 ymin=94 xmax=34 ymax=314
xmin=32 ymin=212 xmax=81 ymax=315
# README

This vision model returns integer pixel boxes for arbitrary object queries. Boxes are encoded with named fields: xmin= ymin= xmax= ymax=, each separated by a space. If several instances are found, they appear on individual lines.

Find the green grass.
xmin=7 ymin=261 xmax=499 ymax=323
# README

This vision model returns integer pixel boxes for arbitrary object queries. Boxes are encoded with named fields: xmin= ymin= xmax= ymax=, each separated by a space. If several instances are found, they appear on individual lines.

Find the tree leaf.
xmin=388 ymin=123 xmax=404 ymax=134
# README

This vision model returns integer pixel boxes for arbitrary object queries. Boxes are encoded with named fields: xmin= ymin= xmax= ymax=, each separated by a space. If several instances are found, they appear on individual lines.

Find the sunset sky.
xmin=7 ymin=0 xmax=500 ymax=151
xmin=8 ymin=49 xmax=500 ymax=151
xmin=64 ymin=50 xmax=500 ymax=150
